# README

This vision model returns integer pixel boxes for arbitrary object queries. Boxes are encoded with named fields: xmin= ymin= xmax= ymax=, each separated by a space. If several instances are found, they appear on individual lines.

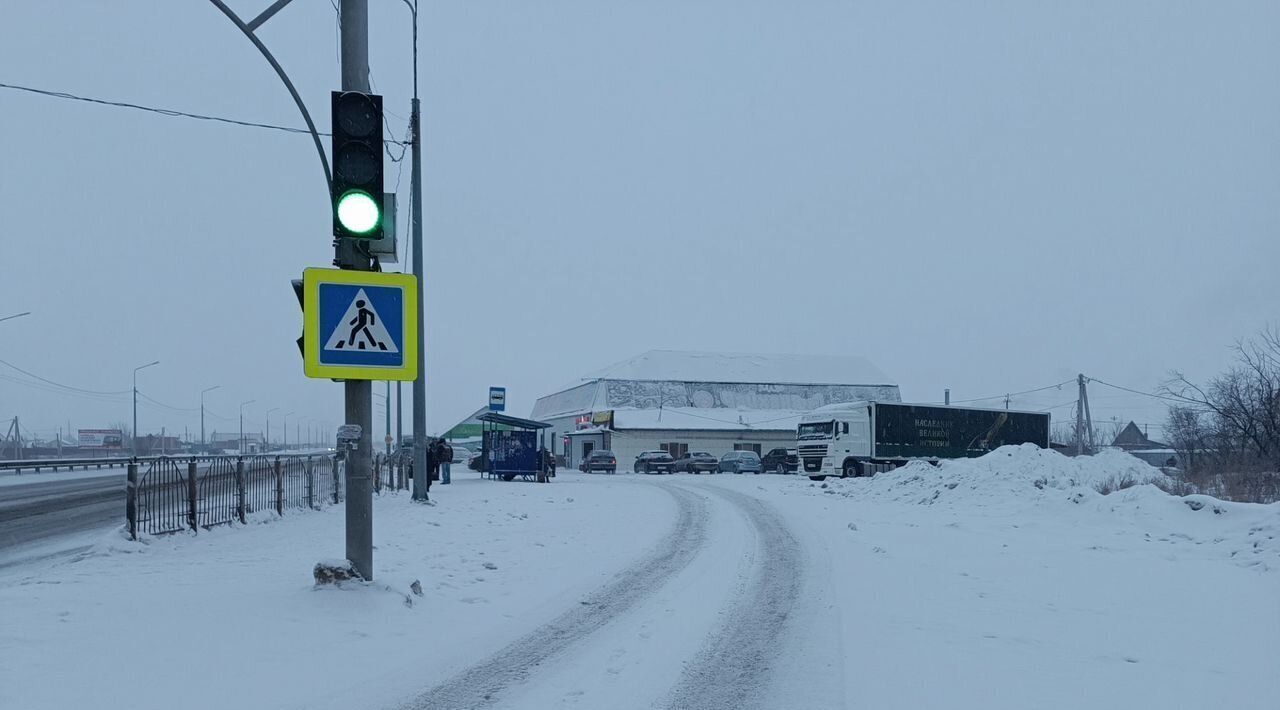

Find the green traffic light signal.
xmin=336 ymin=190 xmax=381 ymax=235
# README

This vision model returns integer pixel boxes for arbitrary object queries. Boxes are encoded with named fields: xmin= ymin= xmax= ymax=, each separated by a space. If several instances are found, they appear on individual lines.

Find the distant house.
xmin=209 ymin=432 xmax=264 ymax=454
xmin=137 ymin=434 xmax=185 ymax=456
xmin=1111 ymin=421 xmax=1179 ymax=468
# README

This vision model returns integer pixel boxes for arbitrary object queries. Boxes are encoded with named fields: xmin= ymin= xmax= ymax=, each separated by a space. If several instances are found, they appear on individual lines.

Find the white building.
xmin=530 ymin=350 xmax=900 ymax=471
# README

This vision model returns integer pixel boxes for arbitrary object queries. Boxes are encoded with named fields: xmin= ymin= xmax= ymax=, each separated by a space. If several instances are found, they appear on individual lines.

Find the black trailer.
xmin=872 ymin=402 xmax=1050 ymax=460
xmin=797 ymin=401 xmax=1051 ymax=480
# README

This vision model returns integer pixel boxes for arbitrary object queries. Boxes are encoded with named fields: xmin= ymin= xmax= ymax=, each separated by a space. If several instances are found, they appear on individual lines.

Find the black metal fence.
xmin=373 ymin=454 xmax=409 ymax=493
xmin=127 ymin=454 xmax=345 ymax=539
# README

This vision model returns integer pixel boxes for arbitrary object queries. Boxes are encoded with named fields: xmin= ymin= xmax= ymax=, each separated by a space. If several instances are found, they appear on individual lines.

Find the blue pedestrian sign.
xmin=302 ymin=268 xmax=418 ymax=381
xmin=489 ymin=387 xmax=506 ymax=412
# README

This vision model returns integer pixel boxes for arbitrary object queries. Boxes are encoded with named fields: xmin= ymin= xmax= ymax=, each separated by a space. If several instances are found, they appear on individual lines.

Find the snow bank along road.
xmin=1 ymin=447 xmax=1276 ymax=710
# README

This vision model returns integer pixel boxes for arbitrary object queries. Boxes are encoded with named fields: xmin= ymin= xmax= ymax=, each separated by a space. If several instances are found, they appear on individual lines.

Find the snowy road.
xmin=0 ymin=474 xmax=122 ymax=569
xmin=404 ymin=484 xmax=712 ymax=710
xmin=406 ymin=478 xmax=825 ymax=710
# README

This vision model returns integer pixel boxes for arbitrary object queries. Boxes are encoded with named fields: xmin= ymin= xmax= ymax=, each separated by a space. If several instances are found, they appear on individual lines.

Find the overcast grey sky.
xmin=1 ymin=1 xmax=1277 ymax=443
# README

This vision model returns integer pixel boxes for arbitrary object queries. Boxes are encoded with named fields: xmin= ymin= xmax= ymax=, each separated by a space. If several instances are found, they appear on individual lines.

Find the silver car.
xmin=718 ymin=451 xmax=763 ymax=474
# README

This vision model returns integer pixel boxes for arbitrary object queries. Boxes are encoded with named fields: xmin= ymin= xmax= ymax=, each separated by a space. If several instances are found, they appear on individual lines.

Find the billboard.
xmin=79 ymin=429 xmax=124 ymax=448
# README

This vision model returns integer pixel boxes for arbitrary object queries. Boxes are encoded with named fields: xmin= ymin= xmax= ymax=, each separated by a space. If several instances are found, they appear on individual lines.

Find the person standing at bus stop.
xmin=440 ymin=440 xmax=453 ymax=485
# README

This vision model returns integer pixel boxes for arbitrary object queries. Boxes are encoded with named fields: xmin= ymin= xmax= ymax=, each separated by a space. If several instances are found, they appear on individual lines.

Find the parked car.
xmin=579 ymin=450 xmax=617 ymax=474
xmin=451 ymin=446 xmax=472 ymax=464
xmin=673 ymin=451 xmax=718 ymax=474
xmin=634 ymin=450 xmax=675 ymax=474
xmin=760 ymin=447 xmax=799 ymax=474
xmin=718 ymin=450 xmax=763 ymax=474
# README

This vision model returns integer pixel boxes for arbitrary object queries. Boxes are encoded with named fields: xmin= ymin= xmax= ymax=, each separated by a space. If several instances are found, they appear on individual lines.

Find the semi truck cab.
xmin=797 ymin=402 xmax=874 ymax=480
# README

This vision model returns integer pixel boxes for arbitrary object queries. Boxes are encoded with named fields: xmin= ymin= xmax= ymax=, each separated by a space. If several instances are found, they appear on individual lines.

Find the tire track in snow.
xmin=661 ymin=484 xmax=804 ymax=710
xmin=401 ymin=485 xmax=709 ymax=710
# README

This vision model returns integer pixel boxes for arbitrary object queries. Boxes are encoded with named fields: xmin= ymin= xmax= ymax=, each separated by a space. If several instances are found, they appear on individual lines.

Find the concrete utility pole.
xmin=1075 ymin=374 xmax=1097 ymax=456
xmin=201 ymin=385 xmax=220 ymax=451
xmin=339 ymin=0 xmax=376 ymax=580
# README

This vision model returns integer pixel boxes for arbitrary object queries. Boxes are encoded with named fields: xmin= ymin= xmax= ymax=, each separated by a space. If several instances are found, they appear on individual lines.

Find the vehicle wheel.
xmin=809 ymin=475 xmax=827 ymax=482
xmin=775 ymin=464 xmax=785 ymax=475
xmin=842 ymin=461 xmax=858 ymax=478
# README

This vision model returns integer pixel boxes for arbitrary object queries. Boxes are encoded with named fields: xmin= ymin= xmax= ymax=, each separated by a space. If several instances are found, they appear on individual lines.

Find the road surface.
xmin=401 ymin=476 xmax=842 ymax=710
xmin=0 ymin=473 xmax=124 ymax=569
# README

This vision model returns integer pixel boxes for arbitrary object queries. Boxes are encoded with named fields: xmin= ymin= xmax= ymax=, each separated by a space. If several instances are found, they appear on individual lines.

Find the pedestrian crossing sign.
xmin=302 ymin=268 xmax=418 ymax=381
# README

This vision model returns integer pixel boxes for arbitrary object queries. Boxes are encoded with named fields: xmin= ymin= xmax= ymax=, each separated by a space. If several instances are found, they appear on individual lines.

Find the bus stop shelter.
xmin=478 ymin=412 xmax=551 ymax=482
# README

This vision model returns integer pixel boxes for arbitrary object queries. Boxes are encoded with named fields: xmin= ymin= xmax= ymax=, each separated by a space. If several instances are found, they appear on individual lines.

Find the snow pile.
xmin=808 ymin=444 xmax=1280 ymax=570
xmin=817 ymin=444 xmax=1168 ymax=509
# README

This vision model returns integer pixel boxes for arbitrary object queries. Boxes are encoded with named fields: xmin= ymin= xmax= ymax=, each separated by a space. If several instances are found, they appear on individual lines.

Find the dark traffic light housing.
xmin=331 ymin=91 xmax=384 ymax=240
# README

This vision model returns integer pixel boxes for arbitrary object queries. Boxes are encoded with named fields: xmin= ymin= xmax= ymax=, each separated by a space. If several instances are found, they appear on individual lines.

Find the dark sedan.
xmin=673 ymin=451 xmax=718 ymax=474
xmin=634 ymin=451 xmax=675 ymax=474
xmin=760 ymin=447 xmax=799 ymax=474
xmin=579 ymin=450 xmax=617 ymax=474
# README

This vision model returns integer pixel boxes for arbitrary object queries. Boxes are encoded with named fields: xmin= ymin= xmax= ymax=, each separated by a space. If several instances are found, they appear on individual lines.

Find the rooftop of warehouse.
xmin=580 ymin=350 xmax=894 ymax=386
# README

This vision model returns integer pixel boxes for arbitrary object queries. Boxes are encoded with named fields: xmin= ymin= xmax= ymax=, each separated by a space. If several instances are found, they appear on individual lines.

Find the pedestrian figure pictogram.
xmin=338 ymin=298 xmax=388 ymax=351
xmin=323 ymin=288 xmax=399 ymax=355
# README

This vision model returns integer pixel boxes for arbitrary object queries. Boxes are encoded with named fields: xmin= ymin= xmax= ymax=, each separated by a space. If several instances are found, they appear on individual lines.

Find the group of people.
xmin=400 ymin=438 xmax=558 ymax=484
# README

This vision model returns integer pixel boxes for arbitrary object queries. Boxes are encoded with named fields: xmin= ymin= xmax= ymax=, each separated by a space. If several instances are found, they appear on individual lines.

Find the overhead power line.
xmin=1088 ymin=377 xmax=1197 ymax=405
xmin=0 ymin=81 xmax=409 ymax=147
xmin=0 ymin=357 xmax=130 ymax=396
xmin=939 ymin=379 xmax=1075 ymax=406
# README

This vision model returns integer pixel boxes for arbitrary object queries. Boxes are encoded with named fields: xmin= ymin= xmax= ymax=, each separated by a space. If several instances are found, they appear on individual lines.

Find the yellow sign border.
xmin=303 ymin=267 xmax=418 ymax=381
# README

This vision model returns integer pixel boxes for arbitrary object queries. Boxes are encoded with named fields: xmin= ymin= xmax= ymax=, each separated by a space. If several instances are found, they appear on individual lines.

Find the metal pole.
xmin=340 ymin=0 xmax=375 ymax=581
xmin=385 ymin=382 xmax=392 ymax=456
xmin=266 ymin=407 xmax=279 ymax=451
xmin=132 ymin=361 xmax=159 ymax=457
xmin=410 ymin=96 xmax=428 ymax=501
xmin=200 ymin=385 xmax=219 ymax=451
xmin=240 ymin=400 xmax=255 ymax=455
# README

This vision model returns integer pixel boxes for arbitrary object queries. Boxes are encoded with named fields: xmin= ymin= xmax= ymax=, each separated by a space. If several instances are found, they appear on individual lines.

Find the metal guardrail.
xmin=1 ymin=456 xmax=138 ymax=474
xmin=126 ymin=454 xmax=346 ymax=539
xmin=1 ymin=450 xmax=335 ymax=475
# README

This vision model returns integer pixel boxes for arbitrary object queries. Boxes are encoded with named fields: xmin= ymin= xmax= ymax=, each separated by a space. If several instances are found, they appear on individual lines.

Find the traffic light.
xmin=291 ymin=278 xmax=305 ymax=358
xmin=331 ymin=91 xmax=384 ymax=239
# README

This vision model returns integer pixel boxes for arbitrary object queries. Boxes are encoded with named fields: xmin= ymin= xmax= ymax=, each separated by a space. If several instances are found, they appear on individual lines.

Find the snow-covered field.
xmin=1 ymin=446 xmax=1276 ymax=710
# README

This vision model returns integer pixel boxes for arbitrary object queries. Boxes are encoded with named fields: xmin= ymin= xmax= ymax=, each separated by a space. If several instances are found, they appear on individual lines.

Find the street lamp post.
xmin=132 ymin=360 xmax=160 ymax=457
xmin=239 ymin=400 xmax=256 ymax=454
xmin=200 ymin=385 xmax=221 ymax=451
xmin=282 ymin=411 xmax=294 ymax=451
xmin=266 ymin=407 xmax=279 ymax=452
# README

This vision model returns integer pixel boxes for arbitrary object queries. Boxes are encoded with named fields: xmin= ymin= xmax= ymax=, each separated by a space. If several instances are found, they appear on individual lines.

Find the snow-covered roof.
xmin=581 ymin=350 xmax=894 ymax=386
xmin=611 ymin=407 xmax=805 ymax=432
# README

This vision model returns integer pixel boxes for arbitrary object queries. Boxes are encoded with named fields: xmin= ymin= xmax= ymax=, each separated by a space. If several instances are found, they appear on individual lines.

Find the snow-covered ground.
xmin=1 ymin=447 xmax=1276 ymax=710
